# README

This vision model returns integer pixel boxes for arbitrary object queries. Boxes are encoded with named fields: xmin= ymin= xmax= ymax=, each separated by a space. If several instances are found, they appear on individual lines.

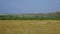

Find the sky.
xmin=0 ymin=0 xmax=60 ymax=14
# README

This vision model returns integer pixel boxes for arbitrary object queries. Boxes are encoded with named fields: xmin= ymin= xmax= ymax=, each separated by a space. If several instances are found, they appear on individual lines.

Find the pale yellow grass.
xmin=0 ymin=20 xmax=60 ymax=34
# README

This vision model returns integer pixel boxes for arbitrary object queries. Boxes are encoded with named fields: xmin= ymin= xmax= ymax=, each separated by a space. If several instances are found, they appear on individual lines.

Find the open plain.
xmin=0 ymin=20 xmax=60 ymax=34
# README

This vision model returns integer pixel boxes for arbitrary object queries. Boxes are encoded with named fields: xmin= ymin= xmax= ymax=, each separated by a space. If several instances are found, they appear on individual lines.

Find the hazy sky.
xmin=0 ymin=0 xmax=60 ymax=14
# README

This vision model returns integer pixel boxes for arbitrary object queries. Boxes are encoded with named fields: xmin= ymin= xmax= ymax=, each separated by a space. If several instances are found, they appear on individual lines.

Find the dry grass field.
xmin=0 ymin=20 xmax=60 ymax=34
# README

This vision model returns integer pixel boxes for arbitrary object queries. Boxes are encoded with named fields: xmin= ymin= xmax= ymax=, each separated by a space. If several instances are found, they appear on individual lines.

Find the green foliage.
xmin=0 ymin=14 xmax=60 ymax=20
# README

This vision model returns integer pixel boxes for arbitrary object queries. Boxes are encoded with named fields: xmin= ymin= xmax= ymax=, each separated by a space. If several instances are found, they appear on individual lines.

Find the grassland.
xmin=0 ymin=20 xmax=60 ymax=34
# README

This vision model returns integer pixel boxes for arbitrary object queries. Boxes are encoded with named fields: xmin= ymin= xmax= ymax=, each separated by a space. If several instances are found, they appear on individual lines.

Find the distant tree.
xmin=54 ymin=11 xmax=60 ymax=14
xmin=48 ymin=11 xmax=60 ymax=15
